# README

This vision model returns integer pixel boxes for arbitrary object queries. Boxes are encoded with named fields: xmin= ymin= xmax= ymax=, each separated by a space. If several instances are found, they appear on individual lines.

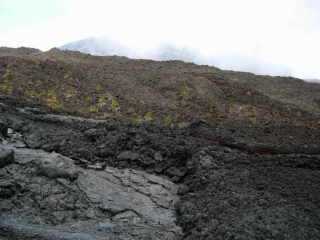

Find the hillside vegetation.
xmin=0 ymin=47 xmax=319 ymax=127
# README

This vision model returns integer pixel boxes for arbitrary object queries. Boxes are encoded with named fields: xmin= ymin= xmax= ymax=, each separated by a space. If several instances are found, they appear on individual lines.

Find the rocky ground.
xmin=0 ymin=103 xmax=181 ymax=240
xmin=0 ymin=98 xmax=319 ymax=240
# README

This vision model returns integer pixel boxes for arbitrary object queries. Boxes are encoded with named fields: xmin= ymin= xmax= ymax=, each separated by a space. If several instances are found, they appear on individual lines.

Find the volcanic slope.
xmin=0 ymin=47 xmax=320 ymax=240
xmin=0 ymin=47 xmax=319 ymax=127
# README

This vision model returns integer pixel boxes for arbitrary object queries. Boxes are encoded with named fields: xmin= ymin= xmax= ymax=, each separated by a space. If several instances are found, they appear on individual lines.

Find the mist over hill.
xmin=61 ymin=38 xmax=135 ymax=57
xmin=60 ymin=37 xmax=299 ymax=78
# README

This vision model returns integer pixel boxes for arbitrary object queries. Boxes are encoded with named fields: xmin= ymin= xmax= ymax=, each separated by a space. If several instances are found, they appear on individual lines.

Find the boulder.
xmin=37 ymin=153 xmax=79 ymax=180
xmin=0 ymin=147 xmax=14 ymax=168
xmin=117 ymin=151 xmax=140 ymax=161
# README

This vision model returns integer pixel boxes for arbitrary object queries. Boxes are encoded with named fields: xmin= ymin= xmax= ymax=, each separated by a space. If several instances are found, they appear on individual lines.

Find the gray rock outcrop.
xmin=0 ymin=138 xmax=181 ymax=240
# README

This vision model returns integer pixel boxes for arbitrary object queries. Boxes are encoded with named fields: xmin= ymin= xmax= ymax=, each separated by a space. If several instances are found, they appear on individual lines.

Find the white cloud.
xmin=0 ymin=0 xmax=319 ymax=79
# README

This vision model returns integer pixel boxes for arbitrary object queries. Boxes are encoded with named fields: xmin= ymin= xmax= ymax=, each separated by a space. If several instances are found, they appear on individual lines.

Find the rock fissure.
xmin=0 ymin=119 xmax=182 ymax=239
xmin=0 ymin=101 xmax=319 ymax=240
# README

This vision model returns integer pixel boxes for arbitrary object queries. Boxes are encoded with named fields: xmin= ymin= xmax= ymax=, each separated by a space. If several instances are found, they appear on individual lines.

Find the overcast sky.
xmin=0 ymin=0 xmax=320 ymax=79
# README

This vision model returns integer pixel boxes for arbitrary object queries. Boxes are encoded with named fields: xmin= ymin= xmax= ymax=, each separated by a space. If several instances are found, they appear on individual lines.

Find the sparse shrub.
xmin=95 ymin=84 xmax=103 ymax=92
xmin=111 ymin=98 xmax=120 ymax=112
xmin=84 ymin=95 xmax=92 ymax=103
xmin=144 ymin=112 xmax=154 ymax=122
xmin=45 ymin=89 xmax=62 ymax=110
xmin=63 ymin=87 xmax=78 ymax=99
xmin=132 ymin=114 xmax=144 ymax=124
xmin=179 ymin=82 xmax=191 ymax=100
xmin=3 ymin=68 xmax=13 ymax=81
xmin=97 ymin=95 xmax=108 ymax=108
xmin=89 ymin=105 xmax=99 ymax=113
xmin=26 ymin=89 xmax=41 ymax=99
xmin=63 ymin=73 xmax=71 ymax=79
xmin=163 ymin=115 xmax=174 ymax=127
xmin=0 ymin=68 xmax=14 ymax=94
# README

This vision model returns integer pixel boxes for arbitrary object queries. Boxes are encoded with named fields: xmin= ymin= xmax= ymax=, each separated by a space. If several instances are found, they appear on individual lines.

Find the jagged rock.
xmin=37 ymin=152 xmax=79 ymax=180
xmin=154 ymin=151 xmax=163 ymax=161
xmin=0 ymin=102 xmax=320 ymax=240
xmin=177 ymin=184 xmax=190 ymax=195
xmin=0 ymin=147 xmax=14 ymax=168
xmin=117 ymin=151 xmax=140 ymax=161
xmin=0 ymin=102 xmax=8 ymax=112
xmin=166 ymin=167 xmax=187 ymax=179
xmin=84 ymin=128 xmax=99 ymax=140
xmin=0 ymin=120 xmax=8 ymax=138
xmin=199 ymin=154 xmax=214 ymax=168
xmin=0 ymin=142 xmax=181 ymax=240
xmin=0 ymin=181 xmax=18 ymax=199
xmin=0 ymin=218 xmax=96 ymax=240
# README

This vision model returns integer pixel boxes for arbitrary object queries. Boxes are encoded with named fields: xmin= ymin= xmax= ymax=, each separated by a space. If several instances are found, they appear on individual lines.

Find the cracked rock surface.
xmin=0 ymin=99 xmax=319 ymax=240
xmin=0 ymin=134 xmax=181 ymax=240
